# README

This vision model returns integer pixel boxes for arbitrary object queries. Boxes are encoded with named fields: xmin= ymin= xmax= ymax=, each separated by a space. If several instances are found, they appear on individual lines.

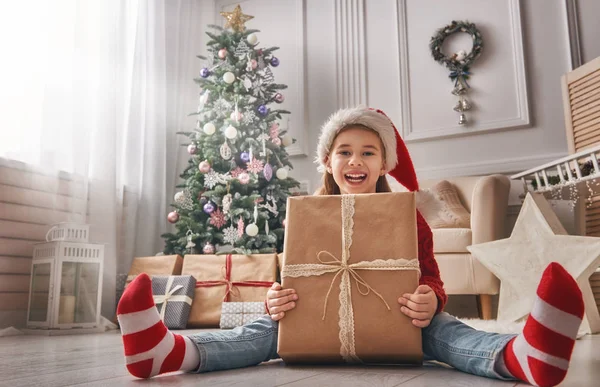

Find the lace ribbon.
xmin=281 ymin=195 xmax=420 ymax=363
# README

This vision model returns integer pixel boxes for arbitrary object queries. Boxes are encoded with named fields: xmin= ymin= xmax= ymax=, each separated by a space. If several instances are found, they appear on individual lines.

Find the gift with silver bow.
xmin=151 ymin=275 xmax=196 ymax=329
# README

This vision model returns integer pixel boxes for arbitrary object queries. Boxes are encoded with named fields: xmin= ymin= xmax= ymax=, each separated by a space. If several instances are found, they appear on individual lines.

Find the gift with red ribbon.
xmin=182 ymin=254 xmax=277 ymax=327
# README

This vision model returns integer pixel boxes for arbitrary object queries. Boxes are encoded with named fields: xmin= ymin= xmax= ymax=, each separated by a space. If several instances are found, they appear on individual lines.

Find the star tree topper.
xmin=467 ymin=192 xmax=600 ymax=334
xmin=220 ymin=5 xmax=254 ymax=32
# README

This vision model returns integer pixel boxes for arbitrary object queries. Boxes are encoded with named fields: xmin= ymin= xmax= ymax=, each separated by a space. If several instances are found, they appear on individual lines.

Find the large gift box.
xmin=126 ymin=255 xmax=183 ymax=286
xmin=220 ymin=302 xmax=265 ymax=329
xmin=152 ymin=275 xmax=196 ymax=329
xmin=278 ymin=193 xmax=423 ymax=364
xmin=182 ymin=254 xmax=277 ymax=327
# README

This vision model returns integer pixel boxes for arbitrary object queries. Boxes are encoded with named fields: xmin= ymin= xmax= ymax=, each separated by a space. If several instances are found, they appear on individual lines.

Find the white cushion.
xmin=432 ymin=228 xmax=472 ymax=253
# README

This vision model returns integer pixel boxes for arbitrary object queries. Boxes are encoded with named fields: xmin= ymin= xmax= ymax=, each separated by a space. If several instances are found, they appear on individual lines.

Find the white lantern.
xmin=26 ymin=225 xmax=104 ymax=331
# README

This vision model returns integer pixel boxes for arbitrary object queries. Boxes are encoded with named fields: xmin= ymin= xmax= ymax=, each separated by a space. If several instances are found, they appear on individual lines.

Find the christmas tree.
xmin=162 ymin=5 xmax=299 ymax=256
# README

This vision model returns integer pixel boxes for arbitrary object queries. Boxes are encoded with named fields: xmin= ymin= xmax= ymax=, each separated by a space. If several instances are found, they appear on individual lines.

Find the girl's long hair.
xmin=315 ymin=125 xmax=392 ymax=195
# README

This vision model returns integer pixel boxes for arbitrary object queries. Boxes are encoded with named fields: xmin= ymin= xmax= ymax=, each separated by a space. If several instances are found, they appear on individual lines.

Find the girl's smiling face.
xmin=325 ymin=126 xmax=386 ymax=194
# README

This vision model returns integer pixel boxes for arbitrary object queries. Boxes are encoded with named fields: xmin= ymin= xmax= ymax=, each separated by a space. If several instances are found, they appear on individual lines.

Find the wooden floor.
xmin=0 ymin=330 xmax=598 ymax=387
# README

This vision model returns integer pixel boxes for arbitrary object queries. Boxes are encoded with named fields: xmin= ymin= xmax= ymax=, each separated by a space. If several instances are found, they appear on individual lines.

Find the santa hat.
xmin=316 ymin=105 xmax=419 ymax=192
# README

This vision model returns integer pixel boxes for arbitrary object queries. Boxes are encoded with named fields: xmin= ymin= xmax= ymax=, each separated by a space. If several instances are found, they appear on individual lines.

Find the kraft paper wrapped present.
xmin=152 ymin=275 xmax=196 ymax=329
xmin=220 ymin=302 xmax=266 ymax=329
xmin=278 ymin=192 xmax=423 ymax=364
xmin=126 ymin=255 xmax=183 ymax=286
xmin=182 ymin=254 xmax=277 ymax=328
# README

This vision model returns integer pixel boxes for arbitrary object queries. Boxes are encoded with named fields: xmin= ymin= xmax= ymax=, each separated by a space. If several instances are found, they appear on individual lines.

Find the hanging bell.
xmin=453 ymin=101 xmax=464 ymax=112
xmin=452 ymin=83 xmax=467 ymax=96
xmin=458 ymin=113 xmax=467 ymax=125
xmin=460 ymin=99 xmax=472 ymax=111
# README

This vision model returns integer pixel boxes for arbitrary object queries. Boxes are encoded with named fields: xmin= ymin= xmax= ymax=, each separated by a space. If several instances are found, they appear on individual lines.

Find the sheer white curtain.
xmin=0 ymin=0 xmax=205 ymax=318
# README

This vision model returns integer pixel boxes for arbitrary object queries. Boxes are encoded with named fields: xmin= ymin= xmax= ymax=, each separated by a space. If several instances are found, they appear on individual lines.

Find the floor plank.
xmin=0 ymin=330 xmax=598 ymax=386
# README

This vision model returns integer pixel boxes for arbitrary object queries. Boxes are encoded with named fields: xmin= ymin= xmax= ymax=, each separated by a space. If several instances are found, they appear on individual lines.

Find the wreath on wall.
xmin=429 ymin=21 xmax=483 ymax=125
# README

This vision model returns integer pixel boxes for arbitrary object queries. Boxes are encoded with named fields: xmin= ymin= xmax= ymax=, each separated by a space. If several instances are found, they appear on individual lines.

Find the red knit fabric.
xmin=416 ymin=211 xmax=447 ymax=313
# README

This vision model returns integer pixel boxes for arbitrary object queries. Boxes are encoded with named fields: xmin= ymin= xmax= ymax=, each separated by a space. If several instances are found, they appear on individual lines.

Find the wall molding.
xmin=214 ymin=0 xmax=308 ymax=156
xmin=564 ymin=0 xmax=582 ymax=70
xmin=416 ymin=151 xmax=567 ymax=180
xmin=396 ymin=0 xmax=530 ymax=143
xmin=334 ymin=0 xmax=367 ymax=108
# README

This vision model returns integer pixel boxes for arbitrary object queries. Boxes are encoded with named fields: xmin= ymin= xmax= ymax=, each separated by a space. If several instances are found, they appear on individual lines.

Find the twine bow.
xmin=281 ymin=195 xmax=420 ymax=363
xmin=153 ymin=276 xmax=193 ymax=321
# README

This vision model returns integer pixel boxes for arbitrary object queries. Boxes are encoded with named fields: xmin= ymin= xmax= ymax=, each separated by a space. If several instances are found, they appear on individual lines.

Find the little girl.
xmin=117 ymin=106 xmax=584 ymax=387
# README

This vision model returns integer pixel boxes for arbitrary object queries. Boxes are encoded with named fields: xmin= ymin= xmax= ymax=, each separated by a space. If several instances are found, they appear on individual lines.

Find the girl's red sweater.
xmin=416 ymin=211 xmax=447 ymax=312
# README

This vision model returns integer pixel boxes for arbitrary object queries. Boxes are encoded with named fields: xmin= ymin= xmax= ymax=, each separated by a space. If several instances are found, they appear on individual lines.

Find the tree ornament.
xmin=242 ymin=110 xmax=256 ymax=124
xmin=240 ymin=151 xmax=250 ymax=163
xmin=223 ymin=72 xmax=235 ymax=84
xmin=242 ymin=77 xmax=252 ymax=91
xmin=246 ymin=223 xmax=259 ymax=237
xmin=257 ymin=105 xmax=269 ymax=116
xmin=174 ymin=191 xmax=184 ymax=203
xmin=222 ymin=193 xmax=232 ymax=214
xmin=281 ymin=133 xmax=293 ymax=147
xmin=203 ymin=202 xmax=216 ymax=214
xmin=167 ymin=211 xmax=179 ymax=223
xmin=238 ymin=172 xmax=250 ymax=185
xmin=230 ymin=167 xmax=245 ymax=178
xmin=230 ymin=111 xmax=243 ymax=122
xmin=220 ymin=4 xmax=254 ymax=33
xmin=270 ymin=57 xmax=280 ymax=67
xmin=276 ymin=167 xmax=288 ymax=180
xmin=220 ymin=141 xmax=232 ymax=160
xmin=237 ymin=217 xmax=245 ymax=237
xmin=199 ymin=68 xmax=210 ymax=78
xmin=174 ymin=189 xmax=194 ymax=210
xmin=247 ymin=33 xmax=258 ymax=45
xmin=203 ymin=122 xmax=216 ymax=135
xmin=250 ymin=59 xmax=257 ymax=69
xmin=209 ymin=208 xmax=227 ymax=229
xmin=235 ymin=41 xmax=250 ymax=57
xmin=282 ymin=218 xmax=286 ymax=228
xmin=218 ymin=48 xmax=228 ymax=59
xmin=198 ymin=160 xmax=211 ymax=173
xmin=224 ymin=125 xmax=238 ymax=139
xmin=187 ymin=143 xmax=198 ymax=154
xmin=430 ymin=20 xmax=483 ymax=125
xmin=263 ymin=163 xmax=273 ymax=181
xmin=185 ymin=229 xmax=196 ymax=251
xmin=261 ymin=67 xmax=275 ymax=84
xmin=274 ymin=93 xmax=285 ymax=103
xmin=203 ymin=170 xmax=221 ymax=189
xmin=202 ymin=242 xmax=215 ymax=254
xmin=246 ymin=158 xmax=264 ymax=174
xmin=223 ymin=225 xmax=239 ymax=245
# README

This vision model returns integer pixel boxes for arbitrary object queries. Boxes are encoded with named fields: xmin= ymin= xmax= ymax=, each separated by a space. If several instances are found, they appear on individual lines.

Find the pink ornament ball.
xmin=167 ymin=211 xmax=179 ymax=223
xmin=274 ymin=93 xmax=285 ymax=103
xmin=203 ymin=243 xmax=215 ymax=254
xmin=251 ymin=59 xmax=257 ymax=69
xmin=218 ymin=48 xmax=228 ymax=59
xmin=238 ymin=172 xmax=250 ymax=185
xmin=187 ymin=144 xmax=198 ymax=155
xmin=198 ymin=160 xmax=211 ymax=173
xmin=282 ymin=219 xmax=286 ymax=228
xmin=229 ymin=111 xmax=243 ymax=121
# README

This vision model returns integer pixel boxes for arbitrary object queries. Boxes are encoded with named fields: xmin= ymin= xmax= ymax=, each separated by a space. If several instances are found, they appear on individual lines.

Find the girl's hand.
xmin=397 ymin=284 xmax=438 ymax=328
xmin=266 ymin=282 xmax=298 ymax=321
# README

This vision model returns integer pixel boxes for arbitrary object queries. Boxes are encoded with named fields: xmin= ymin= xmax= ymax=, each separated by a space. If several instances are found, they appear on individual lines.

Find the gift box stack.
xmin=278 ymin=192 xmax=423 ymax=364
xmin=182 ymin=253 xmax=277 ymax=328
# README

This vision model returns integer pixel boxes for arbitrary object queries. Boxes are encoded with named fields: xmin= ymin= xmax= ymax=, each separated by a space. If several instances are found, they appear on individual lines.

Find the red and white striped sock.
xmin=117 ymin=273 xmax=200 ymax=378
xmin=503 ymin=262 xmax=584 ymax=387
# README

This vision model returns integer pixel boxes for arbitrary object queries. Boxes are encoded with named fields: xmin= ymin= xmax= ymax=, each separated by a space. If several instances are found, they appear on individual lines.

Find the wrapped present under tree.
xmin=220 ymin=301 xmax=265 ymax=329
xmin=152 ymin=275 xmax=196 ymax=329
xmin=182 ymin=254 xmax=277 ymax=327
